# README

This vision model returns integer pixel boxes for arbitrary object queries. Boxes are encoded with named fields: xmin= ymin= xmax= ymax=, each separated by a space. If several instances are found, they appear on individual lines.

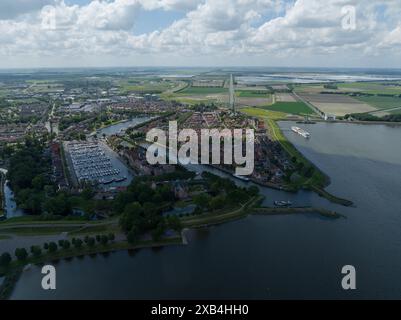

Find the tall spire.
xmin=229 ymin=74 xmax=235 ymax=113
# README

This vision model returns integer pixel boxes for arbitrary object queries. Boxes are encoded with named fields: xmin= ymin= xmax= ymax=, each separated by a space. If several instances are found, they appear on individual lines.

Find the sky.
xmin=0 ymin=0 xmax=400 ymax=69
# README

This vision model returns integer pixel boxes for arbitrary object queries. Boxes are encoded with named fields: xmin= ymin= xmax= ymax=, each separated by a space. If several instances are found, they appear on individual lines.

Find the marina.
xmin=66 ymin=141 xmax=131 ymax=187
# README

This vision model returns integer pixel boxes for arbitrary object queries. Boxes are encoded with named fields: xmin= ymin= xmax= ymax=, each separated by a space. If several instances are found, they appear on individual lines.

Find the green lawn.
xmin=355 ymin=96 xmax=401 ymax=109
xmin=259 ymin=102 xmax=315 ymax=115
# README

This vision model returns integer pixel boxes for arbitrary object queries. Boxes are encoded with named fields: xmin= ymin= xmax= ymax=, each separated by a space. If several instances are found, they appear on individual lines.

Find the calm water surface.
xmin=10 ymin=122 xmax=401 ymax=299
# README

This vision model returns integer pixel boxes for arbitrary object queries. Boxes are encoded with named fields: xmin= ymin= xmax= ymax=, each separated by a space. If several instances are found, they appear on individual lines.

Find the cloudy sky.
xmin=0 ymin=0 xmax=400 ymax=68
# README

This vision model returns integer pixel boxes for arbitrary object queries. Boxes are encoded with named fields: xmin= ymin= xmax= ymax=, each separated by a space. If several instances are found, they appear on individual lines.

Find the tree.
xmin=48 ymin=242 xmax=58 ymax=253
xmin=0 ymin=252 xmax=12 ymax=267
xmin=84 ymin=236 xmax=89 ymax=243
xmin=100 ymin=235 xmax=109 ymax=246
xmin=15 ymin=248 xmax=28 ymax=261
xmin=151 ymin=221 xmax=166 ymax=242
xmin=248 ymin=186 xmax=259 ymax=197
xmin=119 ymin=202 xmax=143 ymax=232
xmin=87 ymin=237 xmax=95 ymax=247
xmin=58 ymin=240 xmax=65 ymax=247
xmin=127 ymin=226 xmax=139 ymax=244
xmin=74 ymin=239 xmax=83 ymax=249
xmin=210 ymin=195 xmax=226 ymax=210
xmin=43 ymin=243 xmax=49 ymax=250
xmin=108 ymin=233 xmax=115 ymax=241
xmin=96 ymin=235 xmax=101 ymax=243
xmin=30 ymin=246 xmax=42 ymax=258
xmin=167 ymin=215 xmax=182 ymax=232
xmin=62 ymin=240 xmax=71 ymax=250
xmin=193 ymin=193 xmax=211 ymax=210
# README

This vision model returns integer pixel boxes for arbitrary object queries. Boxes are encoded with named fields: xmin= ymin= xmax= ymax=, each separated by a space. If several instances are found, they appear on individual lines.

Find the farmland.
xmin=297 ymin=92 xmax=375 ymax=116
xmin=119 ymin=79 xmax=174 ymax=94
xmin=259 ymin=102 xmax=315 ymax=115
xmin=337 ymin=82 xmax=401 ymax=95
xmin=355 ymin=96 xmax=401 ymax=109
xmin=236 ymin=90 xmax=270 ymax=98
xmin=178 ymin=86 xmax=227 ymax=95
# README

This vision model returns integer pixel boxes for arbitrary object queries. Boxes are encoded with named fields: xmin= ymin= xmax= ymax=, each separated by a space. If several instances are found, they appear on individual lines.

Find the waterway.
xmin=10 ymin=122 xmax=401 ymax=299
xmin=0 ymin=168 xmax=24 ymax=219
xmin=97 ymin=117 xmax=152 ymax=137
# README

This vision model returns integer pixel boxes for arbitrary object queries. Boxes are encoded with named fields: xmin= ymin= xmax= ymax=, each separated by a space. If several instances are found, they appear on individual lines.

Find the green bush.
xmin=15 ymin=248 xmax=28 ymax=261
xmin=0 ymin=252 xmax=12 ymax=267
xmin=48 ymin=242 xmax=58 ymax=253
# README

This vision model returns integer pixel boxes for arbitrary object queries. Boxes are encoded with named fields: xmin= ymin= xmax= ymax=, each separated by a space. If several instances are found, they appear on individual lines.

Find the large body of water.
xmin=10 ymin=122 xmax=401 ymax=299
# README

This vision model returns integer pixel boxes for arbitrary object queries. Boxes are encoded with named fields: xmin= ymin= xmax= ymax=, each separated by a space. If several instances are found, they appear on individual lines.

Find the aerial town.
xmin=1 ymin=67 xmax=400 ymax=300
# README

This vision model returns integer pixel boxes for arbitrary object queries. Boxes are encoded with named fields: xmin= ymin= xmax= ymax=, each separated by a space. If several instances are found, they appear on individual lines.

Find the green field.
xmin=119 ymin=80 xmax=173 ymax=94
xmin=338 ymin=82 xmax=401 ymax=95
xmin=389 ymin=108 xmax=401 ymax=115
xmin=241 ymin=107 xmax=287 ymax=121
xmin=259 ymin=102 xmax=315 ymax=115
xmin=236 ymin=90 xmax=270 ymax=97
xmin=179 ymin=86 xmax=227 ymax=95
xmin=355 ymin=96 xmax=401 ymax=109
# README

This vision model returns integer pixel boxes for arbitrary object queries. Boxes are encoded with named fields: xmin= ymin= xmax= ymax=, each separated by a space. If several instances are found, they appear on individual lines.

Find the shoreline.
xmin=0 ymin=237 xmax=183 ymax=300
xmin=280 ymin=118 xmax=401 ymax=127
xmin=0 ymin=198 xmax=344 ymax=300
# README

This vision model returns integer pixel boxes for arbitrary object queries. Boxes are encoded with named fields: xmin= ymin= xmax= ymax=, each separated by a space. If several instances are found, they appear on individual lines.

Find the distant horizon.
xmin=1 ymin=65 xmax=401 ymax=72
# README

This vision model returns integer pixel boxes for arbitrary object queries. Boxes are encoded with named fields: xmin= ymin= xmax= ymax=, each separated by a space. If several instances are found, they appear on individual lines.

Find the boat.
xmin=233 ymin=174 xmax=250 ymax=182
xmin=114 ymin=176 xmax=127 ymax=183
xmin=274 ymin=200 xmax=293 ymax=207
xmin=102 ymin=178 xmax=114 ymax=185
xmin=291 ymin=126 xmax=311 ymax=139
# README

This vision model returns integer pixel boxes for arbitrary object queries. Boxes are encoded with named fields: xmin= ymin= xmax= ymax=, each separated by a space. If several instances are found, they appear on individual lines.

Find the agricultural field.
xmin=293 ymin=84 xmax=348 ymax=93
xmin=275 ymin=93 xmax=297 ymax=102
xmin=178 ymin=86 xmax=228 ymax=95
xmin=259 ymin=102 xmax=315 ymax=116
xmin=236 ymin=90 xmax=269 ymax=98
xmin=119 ymin=79 xmax=175 ymax=94
xmin=371 ymin=107 xmax=401 ymax=117
xmin=355 ymin=96 xmax=401 ymax=109
xmin=337 ymin=82 xmax=401 ymax=95
xmin=297 ymin=92 xmax=375 ymax=116
xmin=294 ymin=82 xmax=401 ymax=95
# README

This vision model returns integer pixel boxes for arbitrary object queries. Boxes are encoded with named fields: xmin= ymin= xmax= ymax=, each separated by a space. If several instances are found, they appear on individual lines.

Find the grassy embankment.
xmin=253 ymin=207 xmax=344 ymax=219
xmin=241 ymin=108 xmax=353 ymax=206
xmin=0 ymin=192 xmax=345 ymax=300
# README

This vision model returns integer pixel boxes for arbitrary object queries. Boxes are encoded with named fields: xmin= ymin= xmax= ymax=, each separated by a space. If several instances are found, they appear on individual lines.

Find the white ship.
xmin=291 ymin=126 xmax=310 ymax=139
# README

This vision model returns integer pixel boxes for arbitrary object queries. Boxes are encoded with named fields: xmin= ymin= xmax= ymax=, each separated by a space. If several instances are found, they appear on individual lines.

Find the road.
xmin=292 ymin=91 xmax=325 ymax=118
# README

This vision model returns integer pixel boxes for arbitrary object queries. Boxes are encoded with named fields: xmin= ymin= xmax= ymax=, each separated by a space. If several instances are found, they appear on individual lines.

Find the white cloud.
xmin=0 ymin=0 xmax=400 ymax=67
